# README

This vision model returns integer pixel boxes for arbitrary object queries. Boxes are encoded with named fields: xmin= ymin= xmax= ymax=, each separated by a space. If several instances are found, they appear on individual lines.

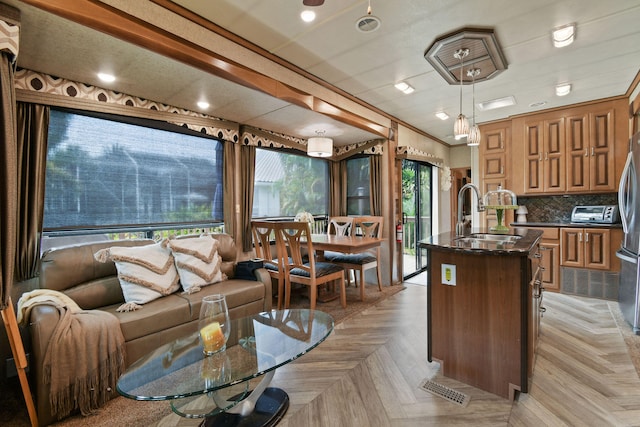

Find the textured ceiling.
xmin=6 ymin=0 xmax=640 ymax=147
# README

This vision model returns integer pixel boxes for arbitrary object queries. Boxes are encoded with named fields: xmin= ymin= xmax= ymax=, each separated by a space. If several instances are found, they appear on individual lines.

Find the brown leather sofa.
xmin=27 ymin=233 xmax=271 ymax=426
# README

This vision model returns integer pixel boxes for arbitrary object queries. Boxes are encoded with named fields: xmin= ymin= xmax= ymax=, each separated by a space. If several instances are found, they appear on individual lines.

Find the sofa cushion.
xmin=177 ymin=279 xmax=267 ymax=322
xmin=101 ymin=294 xmax=192 ymax=342
xmin=168 ymin=234 xmax=227 ymax=293
xmin=94 ymin=240 xmax=180 ymax=309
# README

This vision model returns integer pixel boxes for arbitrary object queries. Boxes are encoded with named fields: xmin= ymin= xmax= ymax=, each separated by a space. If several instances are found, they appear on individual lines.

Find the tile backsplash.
xmin=518 ymin=193 xmax=617 ymax=223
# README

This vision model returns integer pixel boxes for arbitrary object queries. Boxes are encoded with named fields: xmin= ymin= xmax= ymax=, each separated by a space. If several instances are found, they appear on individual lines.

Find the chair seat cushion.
xmin=290 ymin=262 xmax=343 ymax=278
xmin=321 ymin=251 xmax=343 ymax=262
xmin=325 ymin=253 xmax=377 ymax=265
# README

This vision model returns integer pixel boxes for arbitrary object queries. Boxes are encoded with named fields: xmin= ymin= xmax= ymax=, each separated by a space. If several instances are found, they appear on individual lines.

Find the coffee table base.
xmin=200 ymin=387 xmax=289 ymax=427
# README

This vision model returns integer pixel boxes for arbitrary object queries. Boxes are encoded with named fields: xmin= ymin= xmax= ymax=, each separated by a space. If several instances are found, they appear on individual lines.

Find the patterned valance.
xmin=0 ymin=16 xmax=19 ymax=62
xmin=396 ymin=146 xmax=443 ymax=166
xmin=14 ymin=68 xmax=382 ymax=155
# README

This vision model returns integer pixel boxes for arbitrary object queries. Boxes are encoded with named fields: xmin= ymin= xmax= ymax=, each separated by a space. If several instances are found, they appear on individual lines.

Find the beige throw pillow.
xmin=168 ymin=234 xmax=227 ymax=293
xmin=94 ymin=240 xmax=180 ymax=311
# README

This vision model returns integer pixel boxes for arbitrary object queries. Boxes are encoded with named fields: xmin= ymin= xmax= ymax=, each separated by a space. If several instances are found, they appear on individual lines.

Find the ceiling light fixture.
xmin=477 ymin=95 xmax=516 ymax=111
xmin=97 ymin=72 xmax=115 ymax=83
xmin=394 ymin=81 xmax=414 ymax=94
xmin=300 ymin=10 xmax=316 ymax=22
xmin=555 ymin=83 xmax=572 ymax=96
xmin=307 ymin=131 xmax=333 ymax=157
xmin=435 ymin=111 xmax=449 ymax=120
xmin=197 ymin=101 xmax=210 ymax=109
xmin=453 ymin=48 xmax=469 ymax=140
xmin=467 ymin=67 xmax=481 ymax=147
xmin=552 ymin=23 xmax=575 ymax=48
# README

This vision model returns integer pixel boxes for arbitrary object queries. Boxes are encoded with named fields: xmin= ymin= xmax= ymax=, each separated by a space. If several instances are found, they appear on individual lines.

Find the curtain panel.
xmin=0 ymin=53 xmax=16 ymax=308
xmin=15 ymin=103 xmax=48 ymax=283
xmin=240 ymin=145 xmax=256 ymax=252
xmin=369 ymin=155 xmax=382 ymax=216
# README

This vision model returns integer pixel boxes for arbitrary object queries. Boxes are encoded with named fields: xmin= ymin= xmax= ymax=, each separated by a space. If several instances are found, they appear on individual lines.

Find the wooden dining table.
xmin=307 ymin=233 xmax=384 ymax=259
xmin=303 ymin=234 xmax=385 ymax=302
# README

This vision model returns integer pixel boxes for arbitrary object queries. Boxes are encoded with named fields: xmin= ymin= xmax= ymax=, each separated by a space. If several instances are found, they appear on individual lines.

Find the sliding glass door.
xmin=401 ymin=159 xmax=432 ymax=279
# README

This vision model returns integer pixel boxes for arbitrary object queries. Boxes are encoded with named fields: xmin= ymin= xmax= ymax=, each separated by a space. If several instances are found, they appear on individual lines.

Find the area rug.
xmin=286 ymin=283 xmax=405 ymax=325
xmin=2 ymin=284 xmax=404 ymax=427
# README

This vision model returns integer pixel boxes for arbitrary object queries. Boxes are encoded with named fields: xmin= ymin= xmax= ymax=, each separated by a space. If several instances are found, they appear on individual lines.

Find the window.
xmin=253 ymin=148 xmax=329 ymax=218
xmin=44 ymin=109 xmax=224 ymax=232
xmin=346 ymin=157 xmax=370 ymax=215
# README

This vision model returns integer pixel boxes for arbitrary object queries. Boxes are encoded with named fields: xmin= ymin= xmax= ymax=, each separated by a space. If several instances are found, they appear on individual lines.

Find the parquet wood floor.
xmin=161 ymin=284 xmax=640 ymax=427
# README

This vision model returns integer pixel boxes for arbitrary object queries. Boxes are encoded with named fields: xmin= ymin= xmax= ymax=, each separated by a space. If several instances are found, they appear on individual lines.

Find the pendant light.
xmin=453 ymin=48 xmax=469 ymax=140
xmin=467 ymin=67 xmax=481 ymax=147
xmin=307 ymin=130 xmax=333 ymax=157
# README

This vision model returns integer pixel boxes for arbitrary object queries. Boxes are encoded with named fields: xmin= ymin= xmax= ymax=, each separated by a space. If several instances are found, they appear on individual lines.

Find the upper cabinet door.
xmin=481 ymin=123 xmax=509 ymax=180
xmin=522 ymin=117 xmax=565 ymax=194
xmin=589 ymin=108 xmax=616 ymax=191
xmin=566 ymin=113 xmax=590 ymax=192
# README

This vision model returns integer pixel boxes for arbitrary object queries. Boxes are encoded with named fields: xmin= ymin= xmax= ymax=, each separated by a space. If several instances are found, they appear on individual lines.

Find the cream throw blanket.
xmin=17 ymin=289 xmax=126 ymax=419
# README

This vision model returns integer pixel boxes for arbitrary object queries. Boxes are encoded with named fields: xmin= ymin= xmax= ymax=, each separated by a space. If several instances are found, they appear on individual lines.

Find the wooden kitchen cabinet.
xmin=480 ymin=120 xmax=510 ymax=181
xmin=560 ymin=227 xmax=611 ymax=270
xmin=538 ymin=228 xmax=560 ymax=292
xmin=479 ymin=121 xmax=511 ymax=229
xmin=509 ymin=98 xmax=627 ymax=196
xmin=521 ymin=115 xmax=565 ymax=194
xmin=566 ymin=106 xmax=616 ymax=192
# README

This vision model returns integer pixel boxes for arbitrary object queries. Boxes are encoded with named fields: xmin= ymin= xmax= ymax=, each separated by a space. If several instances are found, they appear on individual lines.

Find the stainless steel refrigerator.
xmin=617 ymin=131 xmax=640 ymax=335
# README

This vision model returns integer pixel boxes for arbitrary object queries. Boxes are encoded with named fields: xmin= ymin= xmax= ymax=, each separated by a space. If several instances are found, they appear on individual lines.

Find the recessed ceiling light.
xmin=300 ymin=10 xmax=316 ymax=22
xmin=394 ymin=81 xmax=414 ymax=94
xmin=435 ymin=111 xmax=449 ymax=120
xmin=477 ymin=96 xmax=516 ymax=111
xmin=552 ymin=23 xmax=575 ymax=48
xmin=97 ymin=72 xmax=115 ymax=83
xmin=197 ymin=101 xmax=210 ymax=109
xmin=555 ymin=83 xmax=571 ymax=96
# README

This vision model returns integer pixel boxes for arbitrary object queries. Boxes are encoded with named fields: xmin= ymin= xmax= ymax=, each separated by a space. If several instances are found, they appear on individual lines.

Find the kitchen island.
xmin=419 ymin=227 xmax=543 ymax=400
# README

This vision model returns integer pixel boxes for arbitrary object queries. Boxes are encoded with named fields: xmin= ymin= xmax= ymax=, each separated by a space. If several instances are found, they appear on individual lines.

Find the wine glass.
xmin=198 ymin=294 xmax=230 ymax=355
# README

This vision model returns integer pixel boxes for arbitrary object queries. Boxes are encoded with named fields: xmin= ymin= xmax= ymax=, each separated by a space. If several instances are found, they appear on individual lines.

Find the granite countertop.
xmin=418 ymin=227 xmax=543 ymax=256
xmin=511 ymin=221 xmax=622 ymax=228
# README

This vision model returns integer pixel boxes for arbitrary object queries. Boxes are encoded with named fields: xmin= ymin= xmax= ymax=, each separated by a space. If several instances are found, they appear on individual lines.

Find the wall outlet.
xmin=441 ymin=264 xmax=456 ymax=286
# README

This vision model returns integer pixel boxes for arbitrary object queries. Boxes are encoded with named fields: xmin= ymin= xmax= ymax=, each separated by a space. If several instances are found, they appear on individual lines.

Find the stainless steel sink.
xmin=468 ymin=233 xmax=521 ymax=243
xmin=455 ymin=233 xmax=521 ymax=245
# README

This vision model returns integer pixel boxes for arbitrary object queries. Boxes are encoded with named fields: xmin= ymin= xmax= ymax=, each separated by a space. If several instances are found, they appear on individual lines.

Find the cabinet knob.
xmin=591 ymin=147 xmax=595 ymax=156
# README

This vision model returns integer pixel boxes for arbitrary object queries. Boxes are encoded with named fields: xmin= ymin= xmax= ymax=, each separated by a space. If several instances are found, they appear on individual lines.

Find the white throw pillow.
xmin=167 ymin=234 xmax=226 ymax=293
xmin=94 ymin=240 xmax=180 ymax=311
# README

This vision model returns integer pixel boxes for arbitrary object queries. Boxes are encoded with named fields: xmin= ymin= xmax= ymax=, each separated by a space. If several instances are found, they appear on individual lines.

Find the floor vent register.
xmin=419 ymin=379 xmax=470 ymax=407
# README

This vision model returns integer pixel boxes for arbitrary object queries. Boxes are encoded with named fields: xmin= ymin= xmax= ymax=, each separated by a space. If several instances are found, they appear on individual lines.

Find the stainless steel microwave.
xmin=571 ymin=205 xmax=620 ymax=224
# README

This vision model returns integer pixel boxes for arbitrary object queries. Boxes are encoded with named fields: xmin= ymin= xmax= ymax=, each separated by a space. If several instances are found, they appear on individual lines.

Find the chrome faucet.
xmin=456 ymin=183 xmax=485 ymax=236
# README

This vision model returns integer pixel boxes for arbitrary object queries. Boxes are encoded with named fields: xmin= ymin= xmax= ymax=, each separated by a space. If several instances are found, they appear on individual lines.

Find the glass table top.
xmin=117 ymin=309 xmax=334 ymax=401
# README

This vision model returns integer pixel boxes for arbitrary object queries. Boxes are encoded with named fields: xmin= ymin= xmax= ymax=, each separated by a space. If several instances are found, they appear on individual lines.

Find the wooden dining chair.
xmin=323 ymin=216 xmax=355 ymax=264
xmin=327 ymin=216 xmax=383 ymax=301
xmin=251 ymin=220 xmax=287 ymax=309
xmin=276 ymin=221 xmax=347 ymax=310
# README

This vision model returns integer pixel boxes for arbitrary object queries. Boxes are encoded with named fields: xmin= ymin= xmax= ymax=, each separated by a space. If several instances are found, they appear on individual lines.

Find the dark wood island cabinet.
xmin=419 ymin=228 xmax=543 ymax=400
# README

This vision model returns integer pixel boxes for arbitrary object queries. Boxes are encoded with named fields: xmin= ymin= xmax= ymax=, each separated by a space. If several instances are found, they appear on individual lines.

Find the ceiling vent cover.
xmin=424 ymin=27 xmax=508 ymax=85
xmin=356 ymin=15 xmax=381 ymax=33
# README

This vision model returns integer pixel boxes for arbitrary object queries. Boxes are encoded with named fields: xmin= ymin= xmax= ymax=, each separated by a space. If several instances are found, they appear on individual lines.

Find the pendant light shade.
xmin=454 ymin=114 xmax=469 ymax=140
xmin=453 ymin=48 xmax=469 ymax=140
xmin=467 ymin=124 xmax=481 ymax=146
xmin=307 ymin=132 xmax=333 ymax=157
xmin=466 ymin=67 xmax=481 ymax=147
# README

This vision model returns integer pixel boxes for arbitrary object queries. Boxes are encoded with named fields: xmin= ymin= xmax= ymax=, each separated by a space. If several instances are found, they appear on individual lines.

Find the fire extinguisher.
xmin=396 ymin=221 xmax=403 ymax=243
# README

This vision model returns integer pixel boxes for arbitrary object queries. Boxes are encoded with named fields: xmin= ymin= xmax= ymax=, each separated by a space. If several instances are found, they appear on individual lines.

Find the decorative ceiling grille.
xmin=424 ymin=27 xmax=508 ymax=85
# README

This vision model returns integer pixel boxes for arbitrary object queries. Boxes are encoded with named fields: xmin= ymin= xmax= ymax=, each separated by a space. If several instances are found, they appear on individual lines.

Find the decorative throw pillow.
xmin=94 ymin=240 xmax=180 ymax=311
xmin=167 ymin=234 xmax=227 ymax=293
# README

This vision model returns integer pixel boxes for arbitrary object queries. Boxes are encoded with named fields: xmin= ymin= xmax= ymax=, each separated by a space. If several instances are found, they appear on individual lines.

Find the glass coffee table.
xmin=117 ymin=309 xmax=333 ymax=426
